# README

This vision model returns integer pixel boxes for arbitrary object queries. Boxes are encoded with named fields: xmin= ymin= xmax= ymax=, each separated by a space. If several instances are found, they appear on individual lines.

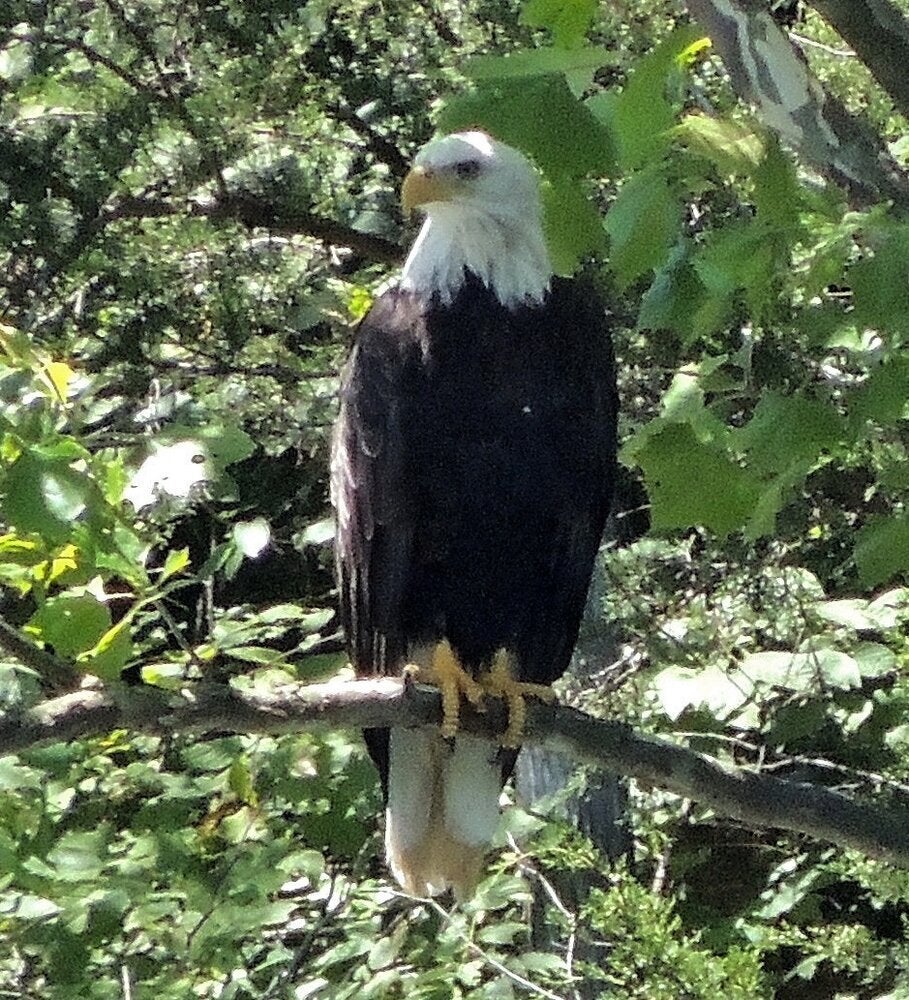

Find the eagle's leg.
xmin=405 ymin=639 xmax=485 ymax=740
xmin=481 ymin=649 xmax=557 ymax=748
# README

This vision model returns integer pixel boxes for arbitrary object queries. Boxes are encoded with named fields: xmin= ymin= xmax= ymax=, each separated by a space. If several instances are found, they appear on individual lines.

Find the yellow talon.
xmin=406 ymin=639 xmax=486 ymax=739
xmin=480 ymin=649 xmax=557 ymax=748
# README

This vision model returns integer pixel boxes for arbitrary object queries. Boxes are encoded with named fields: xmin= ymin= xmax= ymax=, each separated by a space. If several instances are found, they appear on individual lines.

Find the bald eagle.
xmin=332 ymin=131 xmax=617 ymax=897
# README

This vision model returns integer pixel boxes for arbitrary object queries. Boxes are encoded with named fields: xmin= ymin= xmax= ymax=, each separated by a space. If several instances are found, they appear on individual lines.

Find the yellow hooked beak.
xmin=401 ymin=166 xmax=458 ymax=215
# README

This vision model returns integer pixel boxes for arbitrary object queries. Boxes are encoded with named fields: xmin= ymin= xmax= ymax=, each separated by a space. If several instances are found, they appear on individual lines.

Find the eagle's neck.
xmin=399 ymin=205 xmax=552 ymax=308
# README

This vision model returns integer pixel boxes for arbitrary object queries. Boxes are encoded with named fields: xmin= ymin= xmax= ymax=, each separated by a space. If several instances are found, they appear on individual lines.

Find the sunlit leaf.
xmin=633 ymin=423 xmax=761 ymax=535
xmin=590 ymin=25 xmax=705 ymax=170
xmin=672 ymin=115 xmax=764 ymax=174
xmin=30 ymin=593 xmax=110 ymax=659
xmin=161 ymin=547 xmax=191 ymax=581
xmin=232 ymin=516 xmax=271 ymax=558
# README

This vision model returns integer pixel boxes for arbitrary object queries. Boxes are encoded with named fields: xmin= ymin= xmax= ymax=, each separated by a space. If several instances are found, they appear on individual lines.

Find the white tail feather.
xmin=385 ymin=727 xmax=501 ymax=897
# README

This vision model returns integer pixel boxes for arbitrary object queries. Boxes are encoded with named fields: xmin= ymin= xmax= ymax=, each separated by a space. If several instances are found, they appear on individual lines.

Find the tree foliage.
xmin=2 ymin=0 xmax=909 ymax=996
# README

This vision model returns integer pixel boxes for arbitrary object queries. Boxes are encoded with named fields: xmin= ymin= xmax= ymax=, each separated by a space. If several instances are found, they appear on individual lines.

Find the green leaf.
xmin=516 ymin=951 xmax=568 ymax=974
xmin=852 ymin=642 xmax=897 ymax=679
xmin=849 ymin=355 xmax=909 ymax=424
xmin=633 ymin=423 xmax=761 ymax=535
xmin=734 ymin=393 xmax=844 ymax=477
xmin=228 ymin=646 xmax=284 ymax=664
xmin=0 ymin=757 xmax=42 ymax=790
xmin=815 ymin=599 xmax=882 ymax=631
xmin=672 ymin=114 xmax=764 ymax=174
xmin=755 ymin=867 xmax=823 ymax=920
xmin=693 ymin=222 xmax=776 ymax=306
xmin=809 ymin=647 xmax=861 ymax=690
xmin=161 ymin=546 xmax=191 ymax=581
xmin=199 ymin=422 xmax=256 ymax=469
xmin=301 ymin=518 xmax=334 ymax=547
xmin=751 ymin=141 xmax=802 ymax=233
xmin=740 ymin=651 xmax=816 ymax=691
xmin=30 ymin=593 xmax=111 ymax=658
xmin=46 ymin=829 xmax=107 ymax=882
xmin=7 ymin=894 xmax=61 ymax=921
xmin=476 ymin=921 xmax=527 ymax=945
xmin=652 ymin=664 xmax=754 ymax=721
xmin=32 ymin=437 xmax=90 ymax=462
xmin=850 ymin=231 xmax=909 ymax=335
xmin=868 ymin=588 xmax=909 ymax=629
xmin=182 ymin=737 xmax=243 ymax=771
xmin=4 ymin=453 xmax=92 ymax=542
xmin=466 ymin=46 xmax=616 ymax=80
xmin=814 ymin=595 xmax=907 ymax=633
xmin=604 ymin=167 xmax=680 ymax=289
xmin=467 ymin=874 xmax=530 ymax=911
xmin=638 ymin=244 xmax=727 ymax=342
xmin=253 ymin=603 xmax=319 ymax=625
xmin=590 ymin=25 xmax=705 ymax=170
xmin=86 ymin=623 xmax=132 ymax=681
xmin=232 ymin=516 xmax=271 ymax=558
xmin=854 ymin=515 xmax=909 ymax=587
xmin=439 ymin=73 xmax=614 ymax=178
xmin=228 ymin=754 xmax=257 ymax=805
xmin=300 ymin=608 xmax=334 ymax=633
xmin=519 ymin=0 xmax=596 ymax=48
xmin=367 ymin=921 xmax=408 ymax=970
xmin=542 ymin=175 xmax=607 ymax=273
xmin=0 ymin=36 xmax=34 ymax=84
xmin=768 ymin=701 xmax=830 ymax=744
xmin=741 ymin=648 xmax=861 ymax=692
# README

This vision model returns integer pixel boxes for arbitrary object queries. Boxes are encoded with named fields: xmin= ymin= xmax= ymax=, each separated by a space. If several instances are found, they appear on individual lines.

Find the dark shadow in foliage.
xmin=138 ymin=447 xmax=333 ymax=663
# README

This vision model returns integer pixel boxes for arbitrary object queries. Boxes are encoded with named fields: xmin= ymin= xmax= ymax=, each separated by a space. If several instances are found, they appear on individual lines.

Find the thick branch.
xmin=686 ymin=0 xmax=909 ymax=211
xmin=328 ymin=102 xmax=411 ymax=179
xmin=13 ymin=28 xmax=402 ymax=266
xmin=105 ymin=192 xmax=403 ymax=264
xmin=806 ymin=0 xmax=909 ymax=121
xmin=0 ymin=618 xmax=79 ymax=692
xmin=2 ymin=678 xmax=908 ymax=868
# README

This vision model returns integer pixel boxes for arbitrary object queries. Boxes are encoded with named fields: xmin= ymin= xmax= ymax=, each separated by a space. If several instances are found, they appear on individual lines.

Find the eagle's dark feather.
xmin=333 ymin=272 xmax=618 ymax=789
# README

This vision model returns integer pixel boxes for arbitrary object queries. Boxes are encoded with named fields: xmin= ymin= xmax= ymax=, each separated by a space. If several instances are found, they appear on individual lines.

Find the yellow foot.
xmin=480 ymin=649 xmax=557 ymax=748
xmin=405 ymin=639 xmax=485 ymax=739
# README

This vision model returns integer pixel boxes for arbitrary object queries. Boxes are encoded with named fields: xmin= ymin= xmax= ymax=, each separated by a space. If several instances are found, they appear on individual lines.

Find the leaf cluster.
xmin=3 ymin=0 xmax=909 ymax=997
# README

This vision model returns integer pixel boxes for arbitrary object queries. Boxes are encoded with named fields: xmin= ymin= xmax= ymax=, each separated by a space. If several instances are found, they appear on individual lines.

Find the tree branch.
xmin=327 ymin=102 xmax=411 ymax=179
xmin=0 ymin=618 xmax=80 ymax=692
xmin=806 ymin=0 xmax=909 ymax=121
xmin=9 ymin=29 xmax=152 ymax=96
xmin=3 ymin=677 xmax=908 ymax=869
xmin=686 ymin=0 xmax=909 ymax=211
xmin=104 ymin=192 xmax=403 ymax=264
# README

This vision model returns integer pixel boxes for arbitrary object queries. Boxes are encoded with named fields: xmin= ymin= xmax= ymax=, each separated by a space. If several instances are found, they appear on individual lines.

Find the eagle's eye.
xmin=454 ymin=160 xmax=481 ymax=180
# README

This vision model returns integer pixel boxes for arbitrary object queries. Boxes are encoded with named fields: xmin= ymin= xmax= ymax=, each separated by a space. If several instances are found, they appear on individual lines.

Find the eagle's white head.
xmin=399 ymin=131 xmax=552 ymax=308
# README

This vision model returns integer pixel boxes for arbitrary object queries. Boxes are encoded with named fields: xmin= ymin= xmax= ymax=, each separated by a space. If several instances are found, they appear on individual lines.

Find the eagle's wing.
xmin=331 ymin=291 xmax=420 ymax=675
xmin=519 ymin=282 xmax=619 ymax=685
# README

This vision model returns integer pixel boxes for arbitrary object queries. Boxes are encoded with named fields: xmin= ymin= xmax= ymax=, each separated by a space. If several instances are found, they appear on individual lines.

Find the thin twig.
xmin=10 ymin=30 xmax=151 ymax=94
xmin=120 ymin=965 xmax=132 ymax=1000
xmin=423 ymin=896 xmax=568 ymax=1000
xmin=789 ymin=31 xmax=856 ymax=56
